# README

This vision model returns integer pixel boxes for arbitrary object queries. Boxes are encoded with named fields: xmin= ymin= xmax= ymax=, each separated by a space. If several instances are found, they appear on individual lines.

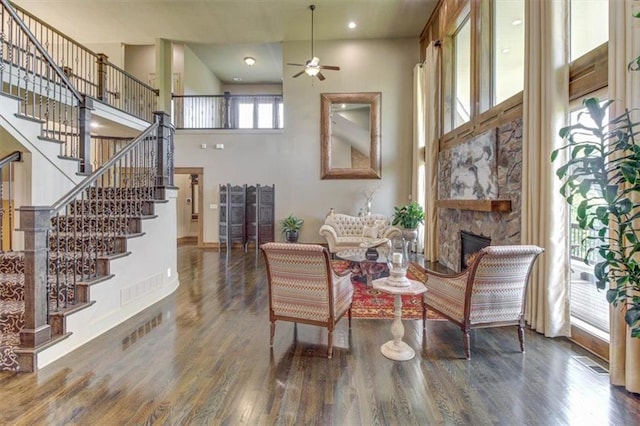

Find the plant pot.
xmin=285 ymin=230 xmax=299 ymax=243
xmin=401 ymin=228 xmax=418 ymax=243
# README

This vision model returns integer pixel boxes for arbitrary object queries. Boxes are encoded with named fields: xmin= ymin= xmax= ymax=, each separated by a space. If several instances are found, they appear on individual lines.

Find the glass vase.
xmin=386 ymin=237 xmax=410 ymax=286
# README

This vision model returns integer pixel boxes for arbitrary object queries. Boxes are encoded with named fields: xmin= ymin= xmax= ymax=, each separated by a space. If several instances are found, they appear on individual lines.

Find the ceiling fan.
xmin=287 ymin=4 xmax=340 ymax=81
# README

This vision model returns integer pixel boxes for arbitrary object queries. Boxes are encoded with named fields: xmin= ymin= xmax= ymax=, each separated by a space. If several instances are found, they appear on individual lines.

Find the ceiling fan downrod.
xmin=310 ymin=4 xmax=315 ymax=60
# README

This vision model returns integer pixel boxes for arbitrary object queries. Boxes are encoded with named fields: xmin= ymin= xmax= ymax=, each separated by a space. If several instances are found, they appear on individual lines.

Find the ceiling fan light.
xmin=305 ymin=67 xmax=320 ymax=77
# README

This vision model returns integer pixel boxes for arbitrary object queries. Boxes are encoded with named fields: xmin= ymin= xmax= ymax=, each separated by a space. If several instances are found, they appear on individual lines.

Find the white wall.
xmin=184 ymin=45 xmax=222 ymax=95
xmin=124 ymin=44 xmax=156 ymax=85
xmin=221 ymin=84 xmax=282 ymax=95
xmin=85 ymin=43 xmax=124 ymax=68
xmin=174 ymin=38 xmax=418 ymax=244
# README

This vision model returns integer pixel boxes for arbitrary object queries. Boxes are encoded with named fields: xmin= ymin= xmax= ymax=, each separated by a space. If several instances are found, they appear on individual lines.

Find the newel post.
xmin=224 ymin=91 xmax=231 ymax=129
xmin=78 ymin=96 xmax=93 ymax=174
xmin=154 ymin=111 xmax=175 ymax=199
xmin=18 ymin=206 xmax=52 ymax=349
xmin=96 ymin=53 xmax=109 ymax=102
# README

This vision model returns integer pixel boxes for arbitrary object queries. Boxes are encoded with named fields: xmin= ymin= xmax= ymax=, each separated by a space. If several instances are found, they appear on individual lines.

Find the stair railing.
xmin=17 ymin=112 xmax=173 ymax=364
xmin=6 ymin=1 xmax=159 ymax=121
xmin=1 ymin=0 xmax=88 ymax=168
xmin=1 ymin=0 xmax=159 ymax=172
xmin=0 ymin=151 xmax=22 ymax=253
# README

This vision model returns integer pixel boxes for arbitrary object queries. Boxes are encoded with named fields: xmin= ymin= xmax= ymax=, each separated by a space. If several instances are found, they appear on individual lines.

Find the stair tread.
xmin=0 ymin=299 xmax=24 ymax=314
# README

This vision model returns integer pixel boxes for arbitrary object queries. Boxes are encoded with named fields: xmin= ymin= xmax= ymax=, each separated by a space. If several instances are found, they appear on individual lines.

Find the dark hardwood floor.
xmin=1 ymin=243 xmax=639 ymax=425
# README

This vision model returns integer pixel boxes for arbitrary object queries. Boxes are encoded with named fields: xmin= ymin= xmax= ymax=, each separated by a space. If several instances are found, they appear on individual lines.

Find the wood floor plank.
xmin=0 ymin=244 xmax=639 ymax=425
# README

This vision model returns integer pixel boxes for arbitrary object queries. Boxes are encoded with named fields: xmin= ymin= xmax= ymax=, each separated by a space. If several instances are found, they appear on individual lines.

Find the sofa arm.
xmin=382 ymin=226 xmax=402 ymax=240
xmin=319 ymin=224 xmax=339 ymax=253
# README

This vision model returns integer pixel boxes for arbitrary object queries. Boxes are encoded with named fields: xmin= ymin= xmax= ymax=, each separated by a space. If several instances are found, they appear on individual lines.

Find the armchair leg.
xmin=270 ymin=321 xmax=275 ymax=346
xmin=348 ymin=308 xmax=352 ymax=329
xmin=518 ymin=324 xmax=525 ymax=352
xmin=328 ymin=330 xmax=333 ymax=359
xmin=422 ymin=301 xmax=427 ymax=331
xmin=463 ymin=329 xmax=471 ymax=360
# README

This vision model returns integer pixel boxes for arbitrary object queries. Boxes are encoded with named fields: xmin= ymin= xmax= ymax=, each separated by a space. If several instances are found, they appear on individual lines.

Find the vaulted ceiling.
xmin=12 ymin=0 xmax=437 ymax=84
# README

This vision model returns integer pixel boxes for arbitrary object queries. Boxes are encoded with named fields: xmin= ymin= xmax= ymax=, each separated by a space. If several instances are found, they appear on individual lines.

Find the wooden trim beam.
xmin=437 ymin=199 xmax=511 ymax=212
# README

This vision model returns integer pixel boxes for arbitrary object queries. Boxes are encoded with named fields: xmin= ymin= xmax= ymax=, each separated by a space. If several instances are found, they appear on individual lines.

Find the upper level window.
xmin=454 ymin=16 xmax=472 ymax=129
xmin=493 ymin=0 xmax=525 ymax=106
xmin=444 ymin=11 xmax=472 ymax=133
xmin=570 ymin=0 xmax=608 ymax=61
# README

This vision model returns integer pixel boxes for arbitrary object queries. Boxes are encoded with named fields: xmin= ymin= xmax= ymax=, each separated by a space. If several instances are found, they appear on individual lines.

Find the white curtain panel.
xmin=608 ymin=0 xmax=640 ymax=394
xmin=521 ymin=0 xmax=571 ymax=337
xmin=422 ymin=43 xmax=441 ymax=262
xmin=412 ymin=62 xmax=426 ymax=253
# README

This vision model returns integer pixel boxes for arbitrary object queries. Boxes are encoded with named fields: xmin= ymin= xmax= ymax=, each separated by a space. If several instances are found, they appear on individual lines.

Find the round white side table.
xmin=372 ymin=278 xmax=427 ymax=361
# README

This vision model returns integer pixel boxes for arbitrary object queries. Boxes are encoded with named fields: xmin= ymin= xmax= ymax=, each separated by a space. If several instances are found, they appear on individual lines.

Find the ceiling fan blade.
xmin=287 ymin=63 xmax=306 ymax=67
xmin=317 ymin=72 xmax=326 ymax=81
xmin=292 ymin=70 xmax=306 ymax=78
xmin=319 ymin=65 xmax=340 ymax=71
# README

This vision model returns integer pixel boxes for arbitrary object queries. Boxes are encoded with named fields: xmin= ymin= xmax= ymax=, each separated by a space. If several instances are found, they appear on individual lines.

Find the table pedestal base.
xmin=381 ymin=340 xmax=415 ymax=361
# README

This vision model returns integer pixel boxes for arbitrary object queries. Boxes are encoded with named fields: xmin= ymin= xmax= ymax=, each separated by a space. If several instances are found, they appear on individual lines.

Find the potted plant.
xmin=552 ymin=97 xmax=640 ymax=337
xmin=281 ymin=214 xmax=304 ymax=243
xmin=391 ymin=201 xmax=425 ymax=242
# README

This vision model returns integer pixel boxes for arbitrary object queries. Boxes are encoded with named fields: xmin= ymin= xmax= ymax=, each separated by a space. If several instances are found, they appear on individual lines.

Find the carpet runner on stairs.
xmin=0 ymin=187 xmax=151 ymax=371
xmin=0 ymin=252 xmax=25 ymax=371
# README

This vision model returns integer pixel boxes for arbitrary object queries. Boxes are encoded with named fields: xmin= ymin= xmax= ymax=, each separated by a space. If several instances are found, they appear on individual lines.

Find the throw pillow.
xmin=362 ymin=225 xmax=378 ymax=240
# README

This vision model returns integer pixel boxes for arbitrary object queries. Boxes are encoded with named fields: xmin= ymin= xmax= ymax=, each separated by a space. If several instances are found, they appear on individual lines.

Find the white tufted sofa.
xmin=319 ymin=213 xmax=401 ymax=254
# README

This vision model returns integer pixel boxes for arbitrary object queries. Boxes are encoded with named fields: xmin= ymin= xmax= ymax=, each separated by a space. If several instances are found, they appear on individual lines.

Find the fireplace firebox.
xmin=460 ymin=231 xmax=491 ymax=270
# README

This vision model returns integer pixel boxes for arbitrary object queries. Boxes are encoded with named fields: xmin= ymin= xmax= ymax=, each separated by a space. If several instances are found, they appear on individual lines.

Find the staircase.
xmin=0 ymin=0 xmax=179 ymax=372
xmin=0 ymin=116 xmax=176 ymax=372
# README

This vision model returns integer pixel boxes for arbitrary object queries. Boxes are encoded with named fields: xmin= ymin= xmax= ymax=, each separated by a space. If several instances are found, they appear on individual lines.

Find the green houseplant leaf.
xmin=554 ymin=97 xmax=640 ymax=337
xmin=391 ymin=201 xmax=425 ymax=229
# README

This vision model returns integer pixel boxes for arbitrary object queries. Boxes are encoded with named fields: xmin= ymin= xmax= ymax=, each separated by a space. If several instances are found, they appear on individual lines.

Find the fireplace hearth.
xmin=460 ymin=231 xmax=491 ymax=270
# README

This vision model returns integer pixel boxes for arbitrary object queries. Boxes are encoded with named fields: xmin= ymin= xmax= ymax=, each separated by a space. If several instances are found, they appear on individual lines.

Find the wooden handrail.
xmin=0 ymin=151 xmax=22 ymax=169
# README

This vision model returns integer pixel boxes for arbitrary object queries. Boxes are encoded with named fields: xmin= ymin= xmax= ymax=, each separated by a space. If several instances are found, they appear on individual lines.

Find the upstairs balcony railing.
xmin=1 ymin=0 xmax=159 ymax=173
xmin=570 ymin=222 xmax=603 ymax=265
xmin=6 ymin=1 xmax=158 ymax=122
xmin=172 ymin=93 xmax=284 ymax=130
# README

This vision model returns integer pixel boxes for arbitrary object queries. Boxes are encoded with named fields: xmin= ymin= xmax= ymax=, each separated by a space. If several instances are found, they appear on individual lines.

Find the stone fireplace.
xmin=437 ymin=118 xmax=523 ymax=271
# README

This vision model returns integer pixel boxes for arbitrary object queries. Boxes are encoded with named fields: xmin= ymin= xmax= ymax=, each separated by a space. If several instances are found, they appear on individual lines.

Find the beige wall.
xmin=85 ymin=43 xmax=124 ymax=68
xmin=221 ymin=84 xmax=282 ymax=95
xmin=184 ymin=45 xmax=222 ymax=95
xmin=124 ymin=44 xmax=156 ymax=85
xmin=174 ymin=38 xmax=419 ymax=244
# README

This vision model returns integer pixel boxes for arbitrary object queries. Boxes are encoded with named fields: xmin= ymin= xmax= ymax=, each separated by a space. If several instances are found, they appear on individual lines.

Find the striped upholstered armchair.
xmin=422 ymin=245 xmax=544 ymax=359
xmin=260 ymin=243 xmax=354 ymax=358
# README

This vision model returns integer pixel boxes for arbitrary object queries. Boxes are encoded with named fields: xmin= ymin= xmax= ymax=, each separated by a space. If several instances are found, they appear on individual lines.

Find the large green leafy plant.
xmin=552 ymin=98 xmax=640 ymax=337
xmin=391 ymin=201 xmax=425 ymax=229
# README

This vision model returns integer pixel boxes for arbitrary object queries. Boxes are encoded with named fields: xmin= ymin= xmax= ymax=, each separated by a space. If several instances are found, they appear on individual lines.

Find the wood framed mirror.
xmin=320 ymin=92 xmax=381 ymax=179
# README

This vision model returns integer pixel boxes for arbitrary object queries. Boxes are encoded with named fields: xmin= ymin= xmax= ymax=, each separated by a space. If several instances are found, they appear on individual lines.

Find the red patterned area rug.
xmin=332 ymin=260 xmax=444 ymax=320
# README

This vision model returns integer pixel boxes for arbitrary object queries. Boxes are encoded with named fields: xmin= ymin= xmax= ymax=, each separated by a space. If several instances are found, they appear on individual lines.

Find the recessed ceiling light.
xmin=501 ymin=48 xmax=511 ymax=54
xmin=348 ymin=21 xmax=356 ymax=29
xmin=341 ymin=103 xmax=346 ymax=108
xmin=244 ymin=56 xmax=256 ymax=66
xmin=232 ymin=77 xmax=242 ymax=81
xmin=512 ymin=19 xmax=522 ymax=26
xmin=90 ymin=121 xmax=100 ymax=128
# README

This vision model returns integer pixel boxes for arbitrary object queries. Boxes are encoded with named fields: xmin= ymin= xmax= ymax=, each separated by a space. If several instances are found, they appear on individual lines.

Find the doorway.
xmin=174 ymin=167 xmax=204 ymax=247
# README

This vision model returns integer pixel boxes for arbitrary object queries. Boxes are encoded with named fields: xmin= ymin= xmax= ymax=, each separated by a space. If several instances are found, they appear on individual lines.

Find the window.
xmin=493 ymin=0 xmax=524 ymax=106
xmin=567 ymin=95 xmax=610 ymax=341
xmin=443 ymin=0 xmax=526 ymax=133
xmin=570 ymin=0 xmax=608 ymax=61
xmin=454 ymin=17 xmax=471 ymax=128
xmin=444 ymin=11 xmax=472 ymax=133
